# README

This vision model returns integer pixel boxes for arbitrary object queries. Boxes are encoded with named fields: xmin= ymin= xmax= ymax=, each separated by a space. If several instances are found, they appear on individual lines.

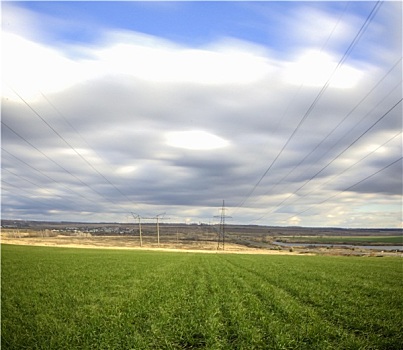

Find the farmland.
xmin=2 ymin=220 xmax=402 ymax=257
xmin=274 ymin=235 xmax=403 ymax=245
xmin=2 ymin=244 xmax=402 ymax=349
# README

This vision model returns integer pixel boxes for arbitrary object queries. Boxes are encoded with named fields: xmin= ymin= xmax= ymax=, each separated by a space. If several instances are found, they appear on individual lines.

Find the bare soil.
xmin=2 ymin=231 xmax=400 ymax=257
xmin=0 ymin=234 xmax=302 ymax=255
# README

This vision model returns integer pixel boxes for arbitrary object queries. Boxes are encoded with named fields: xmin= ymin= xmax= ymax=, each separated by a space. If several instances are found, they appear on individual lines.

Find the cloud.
xmin=1 ymin=2 xmax=401 ymax=227
xmin=3 ymin=27 xmax=276 ymax=102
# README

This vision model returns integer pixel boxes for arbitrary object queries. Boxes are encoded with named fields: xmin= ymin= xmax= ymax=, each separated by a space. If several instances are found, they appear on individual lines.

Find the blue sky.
xmin=10 ymin=1 xmax=333 ymax=47
xmin=2 ymin=1 xmax=402 ymax=227
xmin=6 ymin=2 xmax=393 ymax=58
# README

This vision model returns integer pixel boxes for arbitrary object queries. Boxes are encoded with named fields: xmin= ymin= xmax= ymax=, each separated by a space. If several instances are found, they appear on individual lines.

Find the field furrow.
xmin=219 ymin=256 xmax=364 ymax=349
xmin=2 ymin=245 xmax=402 ymax=349
xmin=221 ymin=255 xmax=403 ymax=348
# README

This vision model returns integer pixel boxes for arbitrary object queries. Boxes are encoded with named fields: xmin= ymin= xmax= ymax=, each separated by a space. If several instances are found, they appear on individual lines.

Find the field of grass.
xmin=2 ymin=244 xmax=402 ymax=349
xmin=277 ymin=235 xmax=403 ymax=245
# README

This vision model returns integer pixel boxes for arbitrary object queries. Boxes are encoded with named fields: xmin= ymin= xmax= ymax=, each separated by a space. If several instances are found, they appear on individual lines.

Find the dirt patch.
xmin=0 ymin=234 xmax=305 ymax=255
xmin=3 ymin=234 xmax=400 ymax=257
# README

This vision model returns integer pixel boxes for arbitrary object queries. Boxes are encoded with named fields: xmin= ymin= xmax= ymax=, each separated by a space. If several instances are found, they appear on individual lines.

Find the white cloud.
xmin=116 ymin=165 xmax=138 ymax=176
xmin=2 ymin=32 xmax=99 ymax=100
xmin=283 ymin=50 xmax=363 ymax=88
xmin=290 ymin=7 xmax=355 ymax=47
xmin=2 ymin=30 xmax=276 ymax=102
xmin=1 ymin=2 xmax=401 ymax=227
xmin=166 ymin=130 xmax=229 ymax=151
xmin=96 ymin=37 xmax=274 ymax=84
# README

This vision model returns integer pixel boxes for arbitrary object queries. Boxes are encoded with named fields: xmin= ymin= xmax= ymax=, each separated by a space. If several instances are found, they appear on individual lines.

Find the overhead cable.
xmin=234 ymin=0 xmax=383 ymax=212
xmin=10 ymin=87 xmax=140 ymax=212
xmin=259 ymin=58 xmax=402 ymax=200
xmin=41 ymin=92 xmax=144 ymax=213
xmin=286 ymin=156 xmax=402 ymax=221
xmin=1 ymin=120 xmax=129 ymax=213
xmin=252 ymin=131 xmax=402 ymax=223
xmin=2 ymin=146 xmax=100 ymax=206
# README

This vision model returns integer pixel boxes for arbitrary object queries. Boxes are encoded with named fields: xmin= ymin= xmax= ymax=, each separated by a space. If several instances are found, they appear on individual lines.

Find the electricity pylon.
xmin=133 ymin=212 xmax=169 ymax=247
xmin=214 ymin=200 xmax=232 ymax=250
xmin=131 ymin=213 xmax=143 ymax=247
xmin=155 ymin=213 xmax=168 ymax=246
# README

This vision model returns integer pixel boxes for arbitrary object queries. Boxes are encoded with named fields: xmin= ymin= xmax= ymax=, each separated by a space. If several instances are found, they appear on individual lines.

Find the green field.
xmin=277 ymin=235 xmax=403 ymax=245
xmin=2 ymin=244 xmax=402 ymax=349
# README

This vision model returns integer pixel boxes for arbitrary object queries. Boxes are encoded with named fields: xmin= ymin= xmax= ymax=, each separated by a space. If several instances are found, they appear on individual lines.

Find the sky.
xmin=1 ymin=1 xmax=402 ymax=228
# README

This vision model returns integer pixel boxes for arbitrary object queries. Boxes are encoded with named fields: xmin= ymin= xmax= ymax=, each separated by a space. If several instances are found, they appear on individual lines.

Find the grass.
xmin=2 ymin=244 xmax=402 ymax=349
xmin=277 ymin=235 xmax=403 ymax=245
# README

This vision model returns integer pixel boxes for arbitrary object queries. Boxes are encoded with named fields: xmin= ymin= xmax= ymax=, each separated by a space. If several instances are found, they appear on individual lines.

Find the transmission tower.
xmin=214 ymin=200 xmax=232 ymax=250
xmin=131 ymin=213 xmax=143 ymax=247
xmin=133 ymin=212 xmax=169 ymax=247
xmin=155 ymin=213 xmax=168 ymax=246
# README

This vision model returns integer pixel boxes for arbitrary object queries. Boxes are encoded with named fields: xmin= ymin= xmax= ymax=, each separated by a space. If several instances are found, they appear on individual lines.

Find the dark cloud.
xmin=2 ymin=2 xmax=402 ymax=227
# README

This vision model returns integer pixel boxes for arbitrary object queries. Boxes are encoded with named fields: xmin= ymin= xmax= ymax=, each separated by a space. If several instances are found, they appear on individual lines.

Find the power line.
xmin=252 ymin=131 xmax=402 ymax=223
xmin=284 ymin=131 xmax=402 ymax=209
xmin=1 ymin=147 xmax=100 ymax=206
xmin=258 ymin=58 xmax=402 ymax=201
xmin=2 ymin=168 xmax=83 ymax=212
xmin=1 ymin=179 xmax=71 ymax=213
xmin=41 ymin=92 xmax=101 ymax=156
xmin=247 ymin=2 xmax=351 ymax=172
xmin=290 ymin=98 xmax=402 ymax=192
xmin=40 ymin=91 xmax=142 ymax=209
xmin=266 ymin=98 xmax=401 ymax=220
xmin=234 ymin=0 xmax=383 ymax=212
xmin=10 ymin=87 xmax=139 ymax=210
xmin=1 ymin=120 xmax=129 ymax=213
xmin=309 ymin=78 xmax=402 ymax=168
xmin=252 ymin=76 xmax=402 ymax=220
xmin=286 ymin=156 xmax=402 ymax=222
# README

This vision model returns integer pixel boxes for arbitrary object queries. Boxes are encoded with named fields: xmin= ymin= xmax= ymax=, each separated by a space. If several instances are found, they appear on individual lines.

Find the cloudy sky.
xmin=2 ymin=1 xmax=402 ymax=228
